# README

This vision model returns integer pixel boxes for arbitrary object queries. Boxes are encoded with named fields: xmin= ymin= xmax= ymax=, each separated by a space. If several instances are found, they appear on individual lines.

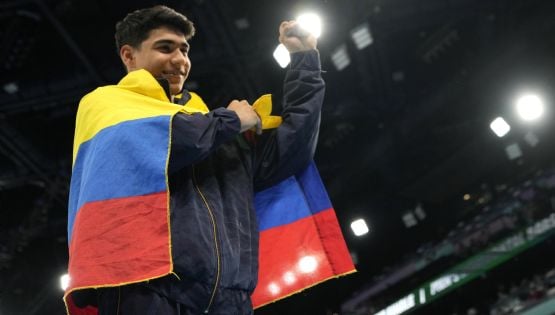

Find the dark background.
xmin=1 ymin=0 xmax=555 ymax=314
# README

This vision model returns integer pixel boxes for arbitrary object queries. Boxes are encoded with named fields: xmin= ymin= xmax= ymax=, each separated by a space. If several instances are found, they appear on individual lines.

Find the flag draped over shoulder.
xmin=65 ymin=69 xmax=208 ymax=312
xmin=65 ymin=69 xmax=354 ymax=314
xmin=252 ymin=162 xmax=355 ymax=308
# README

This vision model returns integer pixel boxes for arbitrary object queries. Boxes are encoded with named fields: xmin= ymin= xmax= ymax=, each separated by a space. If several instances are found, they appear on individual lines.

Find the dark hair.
xmin=115 ymin=5 xmax=195 ymax=51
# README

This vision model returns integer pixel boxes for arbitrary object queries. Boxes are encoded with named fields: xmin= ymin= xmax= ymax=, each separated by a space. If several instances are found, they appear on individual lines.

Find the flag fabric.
xmin=65 ymin=69 xmax=207 ymax=313
xmin=252 ymin=161 xmax=356 ymax=308
xmin=65 ymin=69 xmax=354 ymax=314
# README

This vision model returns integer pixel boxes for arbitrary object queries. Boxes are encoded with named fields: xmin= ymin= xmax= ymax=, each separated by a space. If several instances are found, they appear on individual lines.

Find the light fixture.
xmin=273 ymin=13 xmax=322 ymax=67
xmin=490 ymin=117 xmax=511 ymax=137
xmin=350 ymin=218 xmax=369 ymax=236
xmin=414 ymin=203 xmax=426 ymax=220
xmin=60 ymin=274 xmax=70 ymax=291
xmin=516 ymin=94 xmax=544 ymax=121
xmin=3 ymin=82 xmax=18 ymax=94
xmin=234 ymin=18 xmax=250 ymax=30
xmin=273 ymin=44 xmax=291 ymax=68
xmin=331 ymin=44 xmax=350 ymax=71
xmin=351 ymin=23 xmax=373 ymax=50
xmin=505 ymin=143 xmax=522 ymax=160
xmin=402 ymin=212 xmax=418 ymax=228
xmin=524 ymin=132 xmax=539 ymax=147
xmin=296 ymin=13 xmax=322 ymax=38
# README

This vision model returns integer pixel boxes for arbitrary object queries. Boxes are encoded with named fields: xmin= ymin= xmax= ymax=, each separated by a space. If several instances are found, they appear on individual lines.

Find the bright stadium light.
xmin=60 ymin=274 xmax=70 ymax=291
xmin=490 ymin=117 xmax=511 ymax=137
xmin=273 ymin=13 xmax=322 ymax=67
xmin=516 ymin=94 xmax=544 ymax=121
xmin=273 ymin=44 xmax=291 ymax=68
xmin=350 ymin=218 xmax=369 ymax=236
xmin=296 ymin=13 xmax=322 ymax=38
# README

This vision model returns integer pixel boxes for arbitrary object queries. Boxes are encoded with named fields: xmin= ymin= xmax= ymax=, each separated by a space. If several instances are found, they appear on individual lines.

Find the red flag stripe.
xmin=253 ymin=208 xmax=355 ymax=308
xmin=67 ymin=192 xmax=171 ymax=291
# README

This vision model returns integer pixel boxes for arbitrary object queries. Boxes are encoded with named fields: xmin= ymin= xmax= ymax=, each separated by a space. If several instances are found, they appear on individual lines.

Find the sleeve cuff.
xmin=289 ymin=50 xmax=321 ymax=71
xmin=213 ymin=108 xmax=242 ymax=134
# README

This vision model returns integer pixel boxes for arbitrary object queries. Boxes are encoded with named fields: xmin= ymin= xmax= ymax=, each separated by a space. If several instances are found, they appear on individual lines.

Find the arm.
xmin=168 ymin=99 xmax=261 ymax=173
xmin=168 ymin=108 xmax=239 ymax=173
xmin=254 ymin=22 xmax=325 ymax=190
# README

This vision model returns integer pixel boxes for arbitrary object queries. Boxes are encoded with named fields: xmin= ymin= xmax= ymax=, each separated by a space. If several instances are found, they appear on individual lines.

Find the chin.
xmin=171 ymin=86 xmax=184 ymax=96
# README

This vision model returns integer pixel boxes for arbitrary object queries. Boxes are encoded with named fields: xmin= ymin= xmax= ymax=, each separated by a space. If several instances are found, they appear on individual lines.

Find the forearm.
xmin=254 ymin=50 xmax=325 ymax=190
xmin=168 ymin=108 xmax=241 ymax=173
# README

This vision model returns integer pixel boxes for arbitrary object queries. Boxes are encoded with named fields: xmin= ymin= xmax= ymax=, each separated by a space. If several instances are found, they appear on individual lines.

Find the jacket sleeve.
xmin=168 ymin=108 xmax=241 ymax=173
xmin=254 ymin=49 xmax=325 ymax=191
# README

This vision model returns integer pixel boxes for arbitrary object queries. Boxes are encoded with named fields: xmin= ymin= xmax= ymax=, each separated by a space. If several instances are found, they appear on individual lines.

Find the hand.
xmin=227 ymin=100 xmax=262 ymax=134
xmin=279 ymin=20 xmax=317 ymax=53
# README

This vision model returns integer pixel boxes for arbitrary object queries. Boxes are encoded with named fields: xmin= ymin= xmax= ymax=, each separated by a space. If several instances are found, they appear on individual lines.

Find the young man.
xmin=66 ymin=5 xmax=324 ymax=315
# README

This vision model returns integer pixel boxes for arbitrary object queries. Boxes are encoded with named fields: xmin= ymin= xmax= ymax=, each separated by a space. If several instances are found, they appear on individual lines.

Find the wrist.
xmin=289 ymin=50 xmax=321 ymax=70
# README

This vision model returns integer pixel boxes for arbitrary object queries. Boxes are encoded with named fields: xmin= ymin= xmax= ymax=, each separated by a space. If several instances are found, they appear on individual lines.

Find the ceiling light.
xmin=350 ymin=218 xmax=369 ymax=236
xmin=351 ymin=23 xmax=373 ymax=50
xmin=490 ymin=117 xmax=510 ymax=137
xmin=273 ymin=44 xmax=291 ymax=68
xmin=60 ymin=274 xmax=70 ymax=291
xmin=402 ymin=212 xmax=418 ymax=228
xmin=505 ymin=143 xmax=522 ymax=160
xmin=234 ymin=18 xmax=250 ymax=30
xmin=331 ymin=45 xmax=350 ymax=71
xmin=516 ymin=94 xmax=544 ymax=121
xmin=273 ymin=13 xmax=322 ymax=68
xmin=3 ymin=82 xmax=18 ymax=94
xmin=296 ymin=13 xmax=322 ymax=38
xmin=524 ymin=132 xmax=539 ymax=147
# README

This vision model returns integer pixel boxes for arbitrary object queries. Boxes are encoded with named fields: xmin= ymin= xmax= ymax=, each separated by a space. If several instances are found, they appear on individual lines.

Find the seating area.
xmin=342 ymin=167 xmax=555 ymax=315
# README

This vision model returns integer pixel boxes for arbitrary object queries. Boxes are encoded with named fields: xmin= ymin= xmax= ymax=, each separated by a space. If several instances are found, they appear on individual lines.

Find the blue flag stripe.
xmin=255 ymin=162 xmax=332 ymax=231
xmin=296 ymin=162 xmax=333 ymax=212
xmin=68 ymin=116 xmax=171 ymax=240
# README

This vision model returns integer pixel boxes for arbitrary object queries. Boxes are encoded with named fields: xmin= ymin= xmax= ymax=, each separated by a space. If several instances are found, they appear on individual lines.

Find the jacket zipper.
xmin=192 ymin=166 xmax=221 ymax=314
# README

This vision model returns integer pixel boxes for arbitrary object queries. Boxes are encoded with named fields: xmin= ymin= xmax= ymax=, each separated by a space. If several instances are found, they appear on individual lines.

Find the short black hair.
xmin=115 ymin=5 xmax=195 ymax=51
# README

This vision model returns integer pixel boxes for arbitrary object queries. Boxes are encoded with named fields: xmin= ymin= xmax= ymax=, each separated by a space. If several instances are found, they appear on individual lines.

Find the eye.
xmin=180 ymin=47 xmax=189 ymax=55
xmin=157 ymin=45 xmax=172 ymax=53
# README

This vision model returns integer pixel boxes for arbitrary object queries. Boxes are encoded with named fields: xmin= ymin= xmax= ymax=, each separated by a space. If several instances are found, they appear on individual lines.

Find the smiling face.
xmin=120 ymin=27 xmax=191 ymax=96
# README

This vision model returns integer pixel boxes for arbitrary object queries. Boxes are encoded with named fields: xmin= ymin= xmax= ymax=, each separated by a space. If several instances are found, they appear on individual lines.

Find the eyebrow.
xmin=153 ymin=39 xmax=190 ymax=50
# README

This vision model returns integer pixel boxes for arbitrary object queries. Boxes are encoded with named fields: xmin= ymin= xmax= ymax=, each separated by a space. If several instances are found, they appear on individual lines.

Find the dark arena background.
xmin=2 ymin=0 xmax=555 ymax=314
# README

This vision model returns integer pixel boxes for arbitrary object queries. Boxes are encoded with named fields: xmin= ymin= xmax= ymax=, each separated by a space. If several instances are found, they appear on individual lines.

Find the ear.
xmin=120 ymin=44 xmax=136 ymax=72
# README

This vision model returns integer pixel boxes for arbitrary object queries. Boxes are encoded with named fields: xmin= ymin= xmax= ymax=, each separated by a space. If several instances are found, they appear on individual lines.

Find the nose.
xmin=171 ymin=50 xmax=189 ymax=69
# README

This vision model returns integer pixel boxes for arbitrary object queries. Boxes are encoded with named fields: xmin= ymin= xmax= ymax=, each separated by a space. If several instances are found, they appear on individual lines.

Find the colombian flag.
xmin=65 ymin=69 xmax=354 ymax=314
xmin=252 ymin=162 xmax=356 ymax=308
xmin=65 ymin=69 xmax=207 ymax=312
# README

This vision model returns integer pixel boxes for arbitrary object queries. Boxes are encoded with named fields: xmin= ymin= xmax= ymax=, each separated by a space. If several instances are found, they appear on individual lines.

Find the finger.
xmin=228 ymin=99 xmax=239 ymax=107
xmin=256 ymin=116 xmax=262 ymax=135
xmin=279 ymin=20 xmax=296 ymax=34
